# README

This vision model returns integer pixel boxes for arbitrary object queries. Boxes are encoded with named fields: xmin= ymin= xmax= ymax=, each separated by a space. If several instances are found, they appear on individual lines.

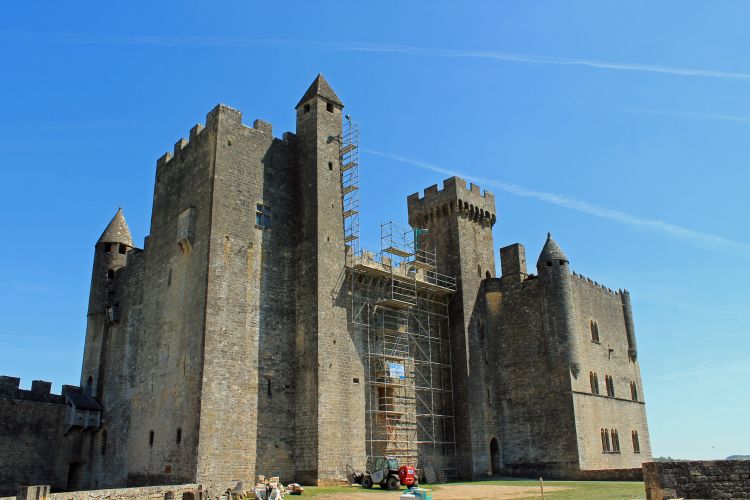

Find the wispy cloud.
xmin=654 ymin=356 xmax=750 ymax=382
xmin=616 ymin=107 xmax=750 ymax=124
xmin=2 ymin=281 xmax=52 ymax=294
xmin=2 ymin=31 xmax=750 ymax=81
xmin=364 ymin=149 xmax=750 ymax=257
xmin=336 ymin=42 xmax=750 ymax=81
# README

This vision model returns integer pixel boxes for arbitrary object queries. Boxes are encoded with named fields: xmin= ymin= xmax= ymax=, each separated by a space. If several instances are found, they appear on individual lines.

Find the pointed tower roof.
xmin=537 ymin=232 xmax=568 ymax=265
xmin=295 ymin=74 xmax=344 ymax=109
xmin=98 ymin=208 xmax=133 ymax=247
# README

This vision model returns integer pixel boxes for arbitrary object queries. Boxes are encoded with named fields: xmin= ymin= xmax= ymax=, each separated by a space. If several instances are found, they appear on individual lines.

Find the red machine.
xmin=399 ymin=465 xmax=417 ymax=487
xmin=347 ymin=457 xmax=418 ymax=490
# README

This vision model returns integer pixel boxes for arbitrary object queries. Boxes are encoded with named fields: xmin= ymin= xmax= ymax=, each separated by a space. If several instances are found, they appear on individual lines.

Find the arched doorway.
xmin=490 ymin=437 xmax=501 ymax=475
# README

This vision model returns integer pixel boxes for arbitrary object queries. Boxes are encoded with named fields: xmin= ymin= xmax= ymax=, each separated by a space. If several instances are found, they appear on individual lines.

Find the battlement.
xmin=407 ymin=176 xmax=497 ymax=228
xmin=571 ymin=271 xmax=623 ymax=297
xmin=0 ymin=375 xmax=76 ymax=405
xmin=156 ymin=104 xmax=291 ymax=170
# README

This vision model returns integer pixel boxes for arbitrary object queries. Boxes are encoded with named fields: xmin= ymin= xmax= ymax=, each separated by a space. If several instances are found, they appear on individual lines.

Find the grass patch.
xmin=514 ymin=480 xmax=645 ymax=500
xmin=296 ymin=479 xmax=645 ymax=499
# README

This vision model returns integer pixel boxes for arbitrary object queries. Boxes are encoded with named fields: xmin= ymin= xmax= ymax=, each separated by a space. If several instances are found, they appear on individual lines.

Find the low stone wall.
xmin=5 ymin=484 xmax=204 ymax=500
xmin=503 ymin=462 xmax=643 ymax=481
xmin=643 ymin=460 xmax=750 ymax=500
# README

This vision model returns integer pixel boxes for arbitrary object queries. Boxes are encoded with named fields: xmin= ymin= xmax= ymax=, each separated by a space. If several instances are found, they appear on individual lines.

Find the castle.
xmin=0 ymin=75 xmax=651 ymax=497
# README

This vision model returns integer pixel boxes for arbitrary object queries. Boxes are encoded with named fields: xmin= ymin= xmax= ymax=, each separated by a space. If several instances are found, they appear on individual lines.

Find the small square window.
xmin=304 ymin=103 xmax=311 ymax=113
xmin=326 ymin=102 xmax=333 ymax=113
xmin=118 ymin=244 xmax=127 ymax=255
xmin=328 ymin=162 xmax=333 ymax=171
xmin=256 ymin=204 xmax=271 ymax=229
xmin=104 ymin=243 xmax=113 ymax=253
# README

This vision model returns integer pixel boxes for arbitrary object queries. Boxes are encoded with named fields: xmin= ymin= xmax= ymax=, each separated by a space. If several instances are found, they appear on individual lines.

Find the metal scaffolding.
xmin=339 ymin=123 xmax=458 ymax=478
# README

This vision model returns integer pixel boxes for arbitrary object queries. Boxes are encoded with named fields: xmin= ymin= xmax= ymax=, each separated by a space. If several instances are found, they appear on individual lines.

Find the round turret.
xmin=88 ymin=208 xmax=133 ymax=315
xmin=537 ymin=232 xmax=569 ymax=273
xmin=537 ymin=233 xmax=581 ymax=378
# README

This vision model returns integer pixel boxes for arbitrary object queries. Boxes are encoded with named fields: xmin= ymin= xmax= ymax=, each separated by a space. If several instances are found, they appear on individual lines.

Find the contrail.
xmin=364 ymin=149 xmax=750 ymax=257
xmin=2 ymin=31 xmax=750 ymax=81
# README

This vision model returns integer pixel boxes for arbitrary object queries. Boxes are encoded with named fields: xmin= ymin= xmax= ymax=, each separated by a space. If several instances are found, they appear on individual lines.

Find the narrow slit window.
xmin=176 ymin=428 xmax=182 ymax=444
xmin=149 ymin=430 xmax=154 ymax=447
xmin=304 ymin=103 xmax=310 ymax=113
xmin=632 ymin=431 xmax=641 ymax=453
xmin=590 ymin=320 xmax=600 ymax=343
xmin=326 ymin=102 xmax=333 ymax=113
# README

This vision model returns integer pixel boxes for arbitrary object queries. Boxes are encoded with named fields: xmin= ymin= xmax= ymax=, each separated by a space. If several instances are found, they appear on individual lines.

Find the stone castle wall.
xmin=570 ymin=275 xmax=652 ymax=471
xmin=197 ymin=104 xmax=300 ymax=489
xmin=2 ymin=483 xmax=202 ymax=500
xmin=485 ymin=276 xmax=581 ymax=478
xmin=122 ymin=108 xmax=217 ymax=487
xmin=0 ymin=378 xmax=69 ymax=495
xmin=643 ymin=460 xmax=750 ymax=500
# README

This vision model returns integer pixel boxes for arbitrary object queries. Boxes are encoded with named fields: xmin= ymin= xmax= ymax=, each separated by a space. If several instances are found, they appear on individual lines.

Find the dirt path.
xmin=314 ymin=483 xmax=567 ymax=500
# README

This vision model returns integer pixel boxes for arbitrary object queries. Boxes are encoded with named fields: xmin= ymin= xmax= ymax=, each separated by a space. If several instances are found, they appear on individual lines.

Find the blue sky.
xmin=1 ymin=2 xmax=748 ymax=460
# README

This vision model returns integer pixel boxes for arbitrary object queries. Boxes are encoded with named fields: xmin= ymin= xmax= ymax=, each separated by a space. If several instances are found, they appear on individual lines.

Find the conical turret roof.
xmin=98 ymin=208 xmax=133 ymax=247
xmin=537 ymin=232 xmax=568 ymax=265
xmin=295 ymin=74 xmax=344 ymax=109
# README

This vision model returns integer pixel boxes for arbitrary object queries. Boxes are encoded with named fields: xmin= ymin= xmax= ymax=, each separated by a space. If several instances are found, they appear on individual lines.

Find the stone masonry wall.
xmin=643 ymin=460 xmax=750 ymax=500
xmin=485 ymin=275 xmax=581 ymax=478
xmin=3 ymin=483 xmax=203 ymax=500
xmin=197 ymin=105 xmax=299 ymax=489
xmin=0 ymin=378 xmax=69 ymax=495
xmin=125 ymin=110 xmax=217 ymax=486
xmin=570 ymin=275 xmax=651 ymax=471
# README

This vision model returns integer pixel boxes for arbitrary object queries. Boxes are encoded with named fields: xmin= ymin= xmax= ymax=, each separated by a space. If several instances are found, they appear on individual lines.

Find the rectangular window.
xmin=256 ymin=204 xmax=271 ymax=229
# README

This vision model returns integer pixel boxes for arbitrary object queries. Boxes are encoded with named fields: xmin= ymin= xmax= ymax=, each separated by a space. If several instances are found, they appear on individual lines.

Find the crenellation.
xmin=156 ymin=151 xmax=172 ymax=167
xmin=30 ymin=380 xmax=52 ymax=395
xmin=0 ymin=376 xmax=70 ymax=405
xmin=408 ymin=176 xmax=497 ymax=228
xmin=173 ymin=138 xmax=188 ymax=155
xmin=252 ymin=118 xmax=272 ymax=135
xmin=189 ymin=123 xmax=204 ymax=140
xmin=206 ymin=102 xmax=242 ymax=129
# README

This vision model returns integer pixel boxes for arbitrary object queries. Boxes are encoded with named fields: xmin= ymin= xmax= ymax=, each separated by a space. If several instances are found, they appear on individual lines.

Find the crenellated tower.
xmin=407 ymin=177 xmax=498 ymax=478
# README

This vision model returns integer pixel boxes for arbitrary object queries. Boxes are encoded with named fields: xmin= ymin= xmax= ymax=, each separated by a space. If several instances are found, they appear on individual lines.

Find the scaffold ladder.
xmin=340 ymin=116 xmax=360 ymax=260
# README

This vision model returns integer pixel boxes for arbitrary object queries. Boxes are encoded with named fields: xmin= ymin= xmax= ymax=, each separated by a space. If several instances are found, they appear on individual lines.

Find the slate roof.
xmin=98 ymin=208 xmax=133 ymax=247
xmin=537 ymin=233 xmax=568 ymax=264
xmin=66 ymin=391 xmax=103 ymax=411
xmin=295 ymin=74 xmax=344 ymax=109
